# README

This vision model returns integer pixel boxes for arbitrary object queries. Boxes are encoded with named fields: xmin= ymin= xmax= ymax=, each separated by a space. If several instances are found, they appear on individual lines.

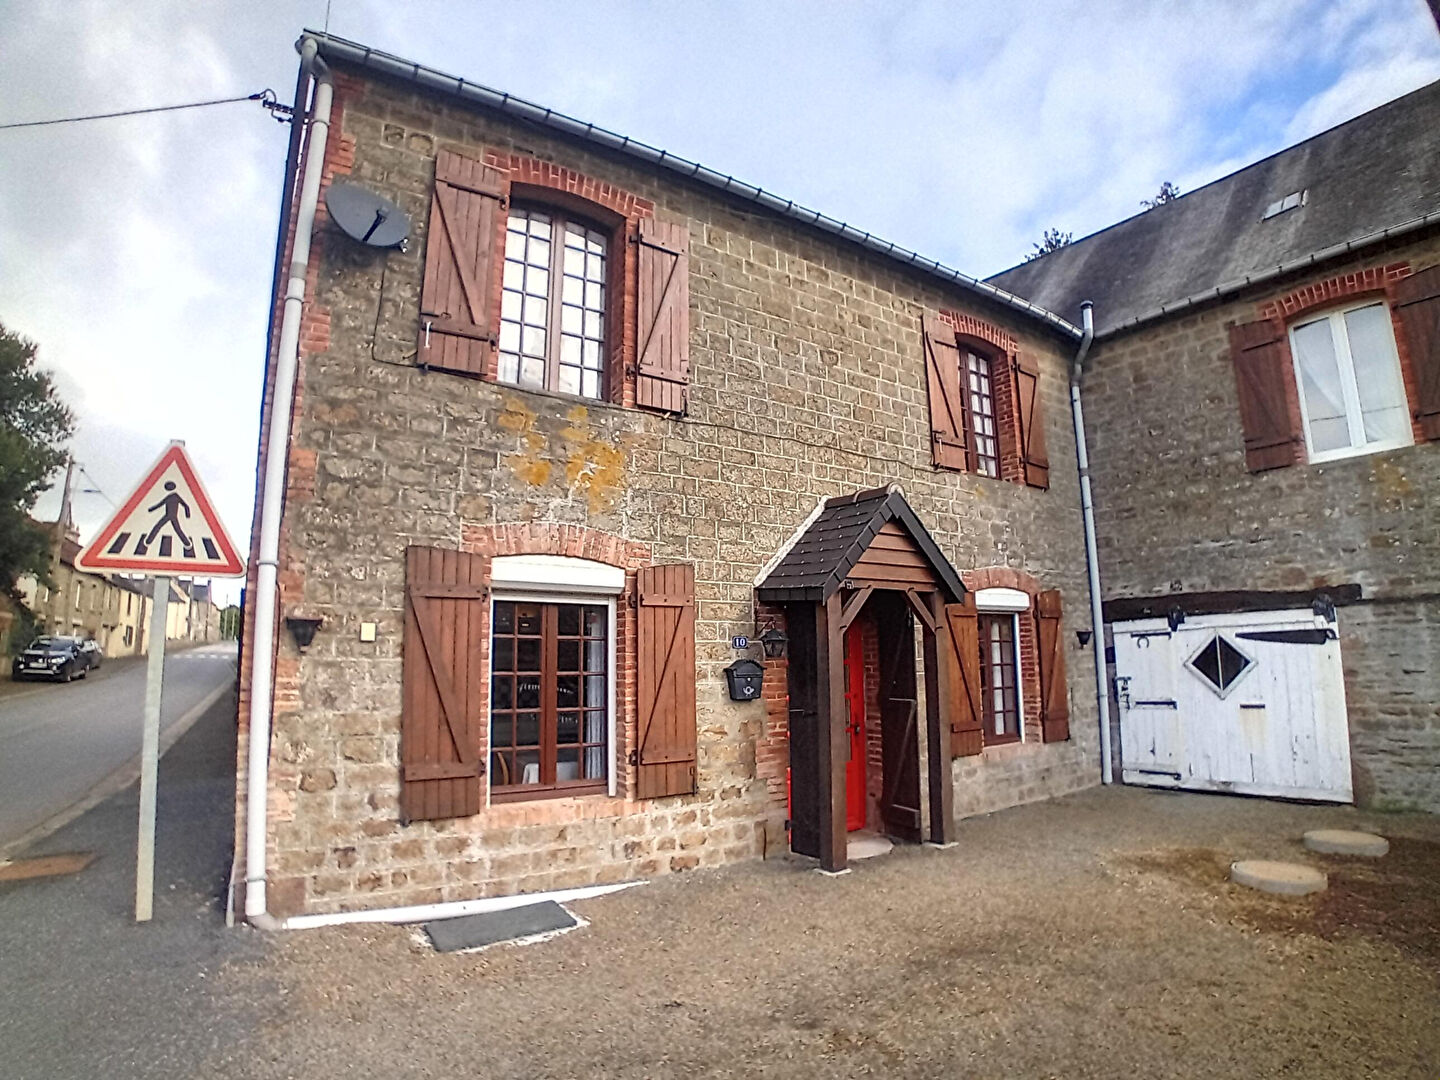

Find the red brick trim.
xmin=478 ymin=152 xmax=655 ymax=408
xmin=962 ymin=566 xmax=1040 ymax=594
xmin=939 ymin=310 xmax=1017 ymax=356
xmin=963 ymin=567 xmax=1044 ymax=744
xmin=460 ymin=521 xmax=652 ymax=568
xmin=1256 ymin=262 xmax=1410 ymax=322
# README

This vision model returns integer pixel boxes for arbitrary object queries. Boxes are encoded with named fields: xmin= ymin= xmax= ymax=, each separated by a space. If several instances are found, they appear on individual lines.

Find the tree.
xmin=1141 ymin=181 xmax=1182 ymax=209
xmin=0 ymin=322 xmax=73 ymax=596
xmin=1026 ymin=228 xmax=1073 ymax=261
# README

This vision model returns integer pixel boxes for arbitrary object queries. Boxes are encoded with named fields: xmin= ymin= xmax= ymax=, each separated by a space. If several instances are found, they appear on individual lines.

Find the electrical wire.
xmin=0 ymin=90 xmax=279 ymax=131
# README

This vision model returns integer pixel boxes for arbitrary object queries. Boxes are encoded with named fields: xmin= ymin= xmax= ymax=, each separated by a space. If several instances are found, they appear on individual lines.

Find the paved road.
xmin=0 ymin=642 xmax=237 ymax=851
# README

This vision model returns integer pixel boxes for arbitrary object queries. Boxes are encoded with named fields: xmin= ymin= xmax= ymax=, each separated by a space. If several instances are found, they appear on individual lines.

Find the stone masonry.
xmin=1082 ymin=235 xmax=1440 ymax=811
xmin=238 ymin=62 xmax=1102 ymax=916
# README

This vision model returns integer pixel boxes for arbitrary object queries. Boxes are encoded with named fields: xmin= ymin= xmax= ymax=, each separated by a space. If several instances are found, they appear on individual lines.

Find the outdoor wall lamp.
xmin=1075 ymin=629 xmax=1093 ymax=648
xmin=285 ymin=614 xmax=324 ymax=652
xmin=759 ymin=628 xmax=788 ymax=659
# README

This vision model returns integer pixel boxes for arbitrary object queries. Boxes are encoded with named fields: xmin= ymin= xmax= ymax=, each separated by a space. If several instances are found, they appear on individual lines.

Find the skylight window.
xmin=1263 ymin=189 xmax=1307 ymax=220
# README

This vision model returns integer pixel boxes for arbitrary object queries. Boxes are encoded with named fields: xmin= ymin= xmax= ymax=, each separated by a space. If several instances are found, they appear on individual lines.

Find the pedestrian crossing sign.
xmin=76 ymin=441 xmax=245 ymax=577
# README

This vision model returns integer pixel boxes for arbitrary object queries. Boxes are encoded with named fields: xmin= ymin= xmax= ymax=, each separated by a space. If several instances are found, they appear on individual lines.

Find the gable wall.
xmin=1082 ymin=231 xmax=1440 ymax=810
xmin=238 ymin=66 xmax=1101 ymax=916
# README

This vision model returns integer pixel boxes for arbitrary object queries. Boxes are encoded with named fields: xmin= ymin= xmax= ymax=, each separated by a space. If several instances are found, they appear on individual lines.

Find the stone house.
xmin=994 ymin=80 xmax=1440 ymax=812
xmin=238 ymin=32 xmax=1099 ymax=919
xmin=16 ymin=517 xmax=150 ymax=657
xmin=238 ymin=31 xmax=1438 ymax=923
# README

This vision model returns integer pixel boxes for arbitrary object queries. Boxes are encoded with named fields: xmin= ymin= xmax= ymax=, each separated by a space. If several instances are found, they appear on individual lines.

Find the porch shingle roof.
xmin=756 ymin=486 xmax=966 ymax=604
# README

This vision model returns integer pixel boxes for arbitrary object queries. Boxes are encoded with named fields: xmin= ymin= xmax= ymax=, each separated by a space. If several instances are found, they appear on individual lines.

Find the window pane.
xmin=557 ymin=365 xmax=581 ymax=396
xmin=556 ymin=749 xmax=582 ymax=782
xmin=517 ymin=749 xmax=541 ymax=786
xmin=501 ymin=291 xmax=521 ymax=322
xmin=1344 ymin=304 xmax=1409 ymax=443
xmin=515 ymin=711 xmax=540 ymax=747
xmin=491 ymin=675 xmax=513 ymax=710
xmin=516 ymin=676 xmax=541 ymax=710
xmin=494 ymin=603 xmax=515 ymax=634
xmin=585 ymin=674 xmax=606 ymax=707
xmin=493 ymin=637 xmax=514 ymax=670
xmin=1292 ymin=318 xmax=1351 ymax=452
xmin=556 ymin=675 xmax=580 ymax=709
xmin=520 ymin=356 xmax=546 ymax=387
xmin=557 ymin=711 xmax=581 ymax=744
xmin=557 ymin=605 xmax=580 ymax=636
xmin=563 ymin=275 xmax=584 ymax=305
xmin=516 ymin=638 xmax=541 ymax=671
xmin=584 ymin=606 xmax=606 ymax=636
xmin=557 ymin=639 xmax=580 ymax=671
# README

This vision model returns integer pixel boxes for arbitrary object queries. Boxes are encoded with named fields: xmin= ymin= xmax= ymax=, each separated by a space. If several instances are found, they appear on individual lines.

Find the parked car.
xmin=78 ymin=638 xmax=103 ymax=670
xmin=11 ymin=636 xmax=91 ymax=683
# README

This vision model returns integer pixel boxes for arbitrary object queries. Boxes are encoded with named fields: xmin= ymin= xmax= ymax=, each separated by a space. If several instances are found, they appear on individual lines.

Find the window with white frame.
xmin=975 ymin=587 xmax=1028 ymax=746
xmin=1289 ymin=301 xmax=1412 ymax=462
xmin=488 ymin=555 xmax=620 ymax=802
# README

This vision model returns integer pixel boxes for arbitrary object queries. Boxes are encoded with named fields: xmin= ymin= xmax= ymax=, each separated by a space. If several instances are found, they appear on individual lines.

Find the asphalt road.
xmin=0 ymin=642 xmax=238 ymax=852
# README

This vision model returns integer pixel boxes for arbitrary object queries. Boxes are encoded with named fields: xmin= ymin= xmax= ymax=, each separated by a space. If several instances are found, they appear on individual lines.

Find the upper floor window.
xmin=1288 ymin=301 xmax=1411 ymax=462
xmin=499 ymin=206 xmax=608 ymax=400
xmin=963 ymin=348 xmax=1000 ymax=478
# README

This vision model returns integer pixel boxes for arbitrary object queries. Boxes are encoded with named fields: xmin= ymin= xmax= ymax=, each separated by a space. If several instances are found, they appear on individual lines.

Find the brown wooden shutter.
xmin=635 ymin=563 xmax=697 ymax=798
xmin=1011 ymin=352 xmax=1050 ymax=489
xmin=1228 ymin=318 xmax=1301 ymax=471
xmin=635 ymin=218 xmax=690 ymax=415
xmin=944 ymin=595 xmax=983 ymax=757
xmin=1035 ymin=589 xmax=1070 ymax=743
xmin=417 ymin=150 xmax=509 ymax=378
xmin=924 ymin=315 xmax=970 ymax=471
xmin=400 ymin=546 xmax=486 ymax=822
xmin=1389 ymin=265 xmax=1440 ymax=441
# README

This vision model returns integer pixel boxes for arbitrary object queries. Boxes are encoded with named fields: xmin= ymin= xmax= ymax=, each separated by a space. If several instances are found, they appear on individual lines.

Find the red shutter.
xmin=635 ymin=564 xmax=697 ymax=798
xmin=924 ymin=315 xmax=970 ymax=471
xmin=1389 ymin=265 xmax=1440 ymax=441
xmin=1229 ymin=318 xmax=1301 ymax=471
xmin=1011 ymin=352 xmax=1050 ymax=489
xmin=1035 ymin=589 xmax=1070 ymax=742
xmin=635 ymin=218 xmax=690 ymax=415
xmin=417 ymin=151 xmax=509 ymax=378
xmin=944 ymin=595 xmax=983 ymax=757
xmin=400 ymin=546 xmax=486 ymax=822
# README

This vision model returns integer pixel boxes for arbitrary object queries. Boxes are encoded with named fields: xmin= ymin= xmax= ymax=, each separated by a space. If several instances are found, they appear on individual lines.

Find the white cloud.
xmin=1 ymin=0 xmax=1437 ymax=607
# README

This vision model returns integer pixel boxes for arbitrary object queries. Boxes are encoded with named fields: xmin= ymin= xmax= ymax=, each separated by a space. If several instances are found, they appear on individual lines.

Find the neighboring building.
xmin=238 ymin=32 xmax=1099 ymax=918
xmin=237 ymin=31 xmax=1439 ymax=922
xmin=993 ymin=80 xmax=1440 ymax=812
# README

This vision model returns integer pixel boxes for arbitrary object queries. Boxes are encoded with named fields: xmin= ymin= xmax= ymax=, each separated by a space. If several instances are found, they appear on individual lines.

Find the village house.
xmin=993 ymin=80 xmax=1440 ymax=812
xmin=236 ymin=31 xmax=1438 ymax=923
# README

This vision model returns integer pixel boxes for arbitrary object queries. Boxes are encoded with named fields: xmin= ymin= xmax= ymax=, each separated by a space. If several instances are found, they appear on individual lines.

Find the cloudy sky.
xmin=2 ymin=0 xmax=1436 ymax=605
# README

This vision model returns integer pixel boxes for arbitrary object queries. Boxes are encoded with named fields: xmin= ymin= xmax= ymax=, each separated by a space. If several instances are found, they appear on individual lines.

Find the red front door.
xmin=843 ymin=622 xmax=867 ymax=832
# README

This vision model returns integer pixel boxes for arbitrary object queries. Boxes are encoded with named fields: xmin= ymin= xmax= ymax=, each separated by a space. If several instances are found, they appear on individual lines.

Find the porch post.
xmin=923 ymin=591 xmax=955 ymax=844
xmin=817 ymin=591 xmax=848 ymax=872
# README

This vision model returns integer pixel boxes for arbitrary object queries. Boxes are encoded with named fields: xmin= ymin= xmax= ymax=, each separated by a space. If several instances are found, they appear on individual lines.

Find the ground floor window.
xmin=490 ymin=598 xmax=610 ymax=799
xmin=979 ymin=613 xmax=1022 ymax=744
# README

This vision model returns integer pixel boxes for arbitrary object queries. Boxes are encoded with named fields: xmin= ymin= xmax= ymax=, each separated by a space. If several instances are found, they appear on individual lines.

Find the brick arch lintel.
xmin=460 ymin=521 xmax=652 ymax=570
xmin=963 ymin=565 xmax=1041 ymax=595
xmin=483 ymin=150 xmax=655 ymax=222
xmin=1256 ymin=262 xmax=1410 ymax=323
xmin=939 ymin=310 xmax=1018 ymax=357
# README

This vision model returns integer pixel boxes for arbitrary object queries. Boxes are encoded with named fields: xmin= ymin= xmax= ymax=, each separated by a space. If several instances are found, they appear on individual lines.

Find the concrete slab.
xmin=847 ymin=834 xmax=894 ymax=860
xmin=1231 ymin=859 xmax=1327 ymax=896
xmin=1303 ymin=829 xmax=1389 ymax=857
xmin=424 ymin=900 xmax=576 ymax=953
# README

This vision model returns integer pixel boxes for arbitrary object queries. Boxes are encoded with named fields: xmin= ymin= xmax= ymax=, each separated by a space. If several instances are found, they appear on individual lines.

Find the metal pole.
xmin=136 ymin=574 xmax=169 ymax=922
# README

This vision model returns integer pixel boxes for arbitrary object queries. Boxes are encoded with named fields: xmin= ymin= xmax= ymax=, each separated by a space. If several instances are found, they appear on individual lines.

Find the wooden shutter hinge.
xmin=628 ymin=748 xmax=639 ymax=766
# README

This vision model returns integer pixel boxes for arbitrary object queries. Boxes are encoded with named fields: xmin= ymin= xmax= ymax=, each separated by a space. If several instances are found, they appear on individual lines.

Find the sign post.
xmin=76 ymin=441 xmax=244 ymax=922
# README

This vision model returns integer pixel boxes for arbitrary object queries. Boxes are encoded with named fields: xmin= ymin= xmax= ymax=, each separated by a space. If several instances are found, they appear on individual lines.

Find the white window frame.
xmin=488 ymin=556 xmax=621 ymax=803
xmin=975 ymin=589 xmax=1029 ymax=743
xmin=1289 ymin=300 xmax=1412 ymax=464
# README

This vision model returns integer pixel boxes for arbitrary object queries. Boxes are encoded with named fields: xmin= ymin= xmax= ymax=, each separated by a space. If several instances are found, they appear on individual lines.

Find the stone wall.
xmin=1082 ymin=233 xmax=1440 ymax=811
xmin=240 ymin=63 xmax=1102 ymax=916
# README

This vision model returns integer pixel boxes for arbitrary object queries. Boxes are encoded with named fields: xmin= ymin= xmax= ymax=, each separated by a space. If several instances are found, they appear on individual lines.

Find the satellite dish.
xmin=325 ymin=182 xmax=410 ymax=249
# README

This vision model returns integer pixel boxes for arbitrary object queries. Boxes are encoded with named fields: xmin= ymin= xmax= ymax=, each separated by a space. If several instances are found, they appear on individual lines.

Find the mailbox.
xmin=724 ymin=658 xmax=765 ymax=701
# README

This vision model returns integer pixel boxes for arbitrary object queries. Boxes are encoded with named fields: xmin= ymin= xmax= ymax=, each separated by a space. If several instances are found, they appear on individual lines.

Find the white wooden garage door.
xmin=1114 ymin=608 xmax=1352 ymax=802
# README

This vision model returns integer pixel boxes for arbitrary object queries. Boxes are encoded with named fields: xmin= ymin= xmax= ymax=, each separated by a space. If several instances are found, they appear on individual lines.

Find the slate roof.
xmin=988 ymin=79 xmax=1440 ymax=337
xmin=756 ymin=486 xmax=966 ymax=603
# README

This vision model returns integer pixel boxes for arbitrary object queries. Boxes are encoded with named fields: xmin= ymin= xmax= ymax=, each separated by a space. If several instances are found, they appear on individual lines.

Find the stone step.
xmin=1230 ymin=859 xmax=1327 ymax=896
xmin=1302 ymin=829 xmax=1389 ymax=857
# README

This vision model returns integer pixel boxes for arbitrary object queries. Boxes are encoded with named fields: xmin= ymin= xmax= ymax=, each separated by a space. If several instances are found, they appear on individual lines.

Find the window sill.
xmin=1304 ymin=437 xmax=1416 ymax=466
xmin=482 ymin=376 xmax=637 ymax=419
xmin=490 ymin=781 xmax=609 ymax=804
xmin=982 ymin=735 xmax=1023 ymax=751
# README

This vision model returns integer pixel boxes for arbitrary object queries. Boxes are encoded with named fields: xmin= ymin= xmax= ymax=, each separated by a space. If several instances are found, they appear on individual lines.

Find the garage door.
xmin=1114 ymin=608 xmax=1352 ymax=802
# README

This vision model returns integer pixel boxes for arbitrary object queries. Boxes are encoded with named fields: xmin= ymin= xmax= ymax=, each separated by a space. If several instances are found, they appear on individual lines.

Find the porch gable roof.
xmin=755 ymin=486 xmax=966 ymax=604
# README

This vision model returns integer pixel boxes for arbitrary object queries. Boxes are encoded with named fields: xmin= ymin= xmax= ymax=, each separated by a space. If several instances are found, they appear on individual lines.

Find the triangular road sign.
xmin=76 ymin=441 xmax=245 ymax=577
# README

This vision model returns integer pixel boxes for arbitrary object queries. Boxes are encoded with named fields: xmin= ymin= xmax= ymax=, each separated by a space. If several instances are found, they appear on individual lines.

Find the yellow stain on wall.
xmin=499 ymin=396 xmax=628 ymax=510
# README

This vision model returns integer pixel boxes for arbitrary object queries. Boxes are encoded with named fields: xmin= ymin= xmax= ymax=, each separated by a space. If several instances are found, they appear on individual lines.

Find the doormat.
xmin=0 ymin=851 xmax=96 ymax=883
xmin=425 ymin=900 xmax=578 ymax=953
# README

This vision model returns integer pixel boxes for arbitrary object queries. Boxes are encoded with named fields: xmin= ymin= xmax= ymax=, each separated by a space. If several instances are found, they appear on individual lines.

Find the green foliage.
xmin=0 ymin=322 xmax=73 ymax=596
xmin=1142 ymin=181 xmax=1182 ymax=208
xmin=1026 ymin=228 xmax=1073 ymax=261
xmin=220 ymin=605 xmax=242 ymax=640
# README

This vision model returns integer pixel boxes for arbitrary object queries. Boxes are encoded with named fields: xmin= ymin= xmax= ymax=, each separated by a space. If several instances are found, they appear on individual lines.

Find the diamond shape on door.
xmin=1186 ymin=634 xmax=1255 ymax=698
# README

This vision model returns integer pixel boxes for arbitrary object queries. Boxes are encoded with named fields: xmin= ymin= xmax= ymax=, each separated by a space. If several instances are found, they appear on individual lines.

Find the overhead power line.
xmin=0 ymin=89 xmax=291 ymax=131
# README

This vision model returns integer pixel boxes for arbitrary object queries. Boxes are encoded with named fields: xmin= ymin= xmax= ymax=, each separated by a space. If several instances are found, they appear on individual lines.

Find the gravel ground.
xmin=214 ymin=789 xmax=1440 ymax=1080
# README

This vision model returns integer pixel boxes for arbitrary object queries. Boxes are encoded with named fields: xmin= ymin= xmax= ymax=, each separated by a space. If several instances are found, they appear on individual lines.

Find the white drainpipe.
xmin=1068 ymin=301 xmax=1114 ymax=783
xmin=245 ymin=36 xmax=332 ymax=928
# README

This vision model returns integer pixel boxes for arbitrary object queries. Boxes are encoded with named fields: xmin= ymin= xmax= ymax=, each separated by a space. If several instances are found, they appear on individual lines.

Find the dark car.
xmin=11 ymin=636 xmax=91 ymax=683
xmin=78 ymin=638 xmax=103 ymax=670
